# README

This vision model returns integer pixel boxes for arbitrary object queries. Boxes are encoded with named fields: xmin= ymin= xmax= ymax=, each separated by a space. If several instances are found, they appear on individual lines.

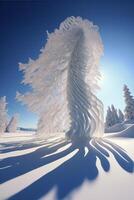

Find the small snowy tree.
xmin=118 ymin=109 xmax=124 ymax=123
xmin=123 ymin=85 xmax=134 ymax=121
xmin=6 ymin=114 xmax=19 ymax=133
xmin=105 ymin=105 xmax=120 ymax=128
xmin=111 ymin=105 xmax=119 ymax=125
xmin=105 ymin=106 xmax=113 ymax=128
xmin=0 ymin=96 xmax=8 ymax=133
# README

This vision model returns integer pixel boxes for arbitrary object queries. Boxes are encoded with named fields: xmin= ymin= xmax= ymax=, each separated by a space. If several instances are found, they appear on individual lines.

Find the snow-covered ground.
xmin=0 ymin=131 xmax=134 ymax=200
xmin=105 ymin=123 xmax=134 ymax=138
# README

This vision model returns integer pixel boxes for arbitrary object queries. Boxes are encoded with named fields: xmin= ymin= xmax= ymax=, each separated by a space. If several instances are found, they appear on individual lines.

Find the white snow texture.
xmin=17 ymin=16 xmax=104 ymax=138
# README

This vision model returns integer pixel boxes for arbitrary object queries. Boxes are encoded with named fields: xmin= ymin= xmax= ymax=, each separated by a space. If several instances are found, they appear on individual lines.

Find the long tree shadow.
xmin=0 ymin=138 xmax=70 ymax=184
xmin=0 ymin=137 xmax=133 ymax=200
xmin=0 ymin=136 xmax=65 ymax=153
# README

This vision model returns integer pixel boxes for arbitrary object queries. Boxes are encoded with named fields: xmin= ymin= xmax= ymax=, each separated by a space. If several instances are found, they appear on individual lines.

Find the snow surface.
xmin=105 ymin=124 xmax=134 ymax=138
xmin=0 ymin=132 xmax=134 ymax=200
xmin=105 ymin=122 xmax=132 ymax=133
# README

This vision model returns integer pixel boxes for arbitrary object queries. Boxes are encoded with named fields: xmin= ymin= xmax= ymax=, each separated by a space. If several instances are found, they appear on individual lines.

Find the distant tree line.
xmin=105 ymin=84 xmax=134 ymax=128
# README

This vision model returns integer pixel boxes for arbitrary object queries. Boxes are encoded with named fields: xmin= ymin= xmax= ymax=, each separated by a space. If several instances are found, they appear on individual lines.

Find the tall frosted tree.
xmin=17 ymin=16 xmax=104 ymax=141
xmin=0 ymin=96 xmax=8 ymax=133
xmin=6 ymin=114 xmax=19 ymax=133
xmin=118 ymin=109 xmax=124 ymax=123
xmin=123 ymin=84 xmax=134 ymax=121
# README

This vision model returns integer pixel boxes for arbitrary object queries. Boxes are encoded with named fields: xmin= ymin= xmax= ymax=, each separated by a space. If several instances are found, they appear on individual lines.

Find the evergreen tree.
xmin=105 ymin=106 xmax=113 ymax=128
xmin=111 ymin=104 xmax=119 ymax=125
xmin=105 ymin=105 xmax=120 ymax=128
xmin=118 ymin=109 xmax=124 ymax=123
xmin=0 ymin=96 xmax=8 ymax=133
xmin=123 ymin=85 xmax=134 ymax=121
xmin=6 ymin=114 xmax=19 ymax=133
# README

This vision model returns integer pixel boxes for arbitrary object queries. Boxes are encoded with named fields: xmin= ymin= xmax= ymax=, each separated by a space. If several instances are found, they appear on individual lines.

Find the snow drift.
xmin=17 ymin=16 xmax=104 ymax=139
xmin=105 ymin=124 xmax=134 ymax=138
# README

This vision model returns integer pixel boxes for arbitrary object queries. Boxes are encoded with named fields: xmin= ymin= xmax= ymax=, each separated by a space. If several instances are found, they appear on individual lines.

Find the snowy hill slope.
xmin=0 ymin=133 xmax=134 ymax=200
xmin=105 ymin=124 xmax=134 ymax=138
xmin=105 ymin=123 xmax=131 ymax=133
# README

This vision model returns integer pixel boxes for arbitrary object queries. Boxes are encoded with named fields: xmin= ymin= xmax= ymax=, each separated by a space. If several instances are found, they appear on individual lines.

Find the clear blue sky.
xmin=1 ymin=0 xmax=134 ymax=128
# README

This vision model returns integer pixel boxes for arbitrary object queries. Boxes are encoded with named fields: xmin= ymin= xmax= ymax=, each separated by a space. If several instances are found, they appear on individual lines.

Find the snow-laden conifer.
xmin=123 ymin=85 xmax=134 ymax=121
xmin=118 ymin=109 xmax=124 ymax=123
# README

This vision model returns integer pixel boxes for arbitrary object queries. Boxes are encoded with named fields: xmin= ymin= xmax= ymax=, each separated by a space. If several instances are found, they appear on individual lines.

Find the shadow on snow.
xmin=0 ymin=137 xmax=133 ymax=200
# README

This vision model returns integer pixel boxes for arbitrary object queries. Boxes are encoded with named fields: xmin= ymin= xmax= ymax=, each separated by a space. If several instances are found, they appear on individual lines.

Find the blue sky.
xmin=0 ymin=0 xmax=134 ymax=128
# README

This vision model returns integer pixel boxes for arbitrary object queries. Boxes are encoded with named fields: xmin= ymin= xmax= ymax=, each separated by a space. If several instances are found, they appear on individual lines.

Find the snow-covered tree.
xmin=123 ymin=84 xmax=134 ymax=121
xmin=105 ymin=106 xmax=113 ymax=128
xmin=105 ymin=105 xmax=121 ymax=128
xmin=118 ymin=109 xmax=124 ymax=123
xmin=111 ymin=105 xmax=119 ymax=125
xmin=17 ymin=16 xmax=104 ymax=140
xmin=6 ymin=114 xmax=19 ymax=133
xmin=0 ymin=96 xmax=8 ymax=133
